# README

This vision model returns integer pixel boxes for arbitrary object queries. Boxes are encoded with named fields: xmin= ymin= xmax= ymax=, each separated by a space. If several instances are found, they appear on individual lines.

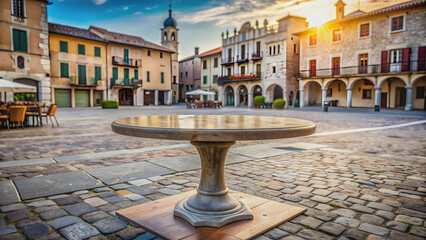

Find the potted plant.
xmin=331 ymin=100 xmax=338 ymax=106
xmin=253 ymin=96 xmax=265 ymax=108
xmin=273 ymin=98 xmax=286 ymax=109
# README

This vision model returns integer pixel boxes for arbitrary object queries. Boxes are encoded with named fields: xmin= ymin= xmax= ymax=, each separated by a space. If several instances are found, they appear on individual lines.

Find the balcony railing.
xmin=216 ymin=73 xmax=262 ymax=86
xmin=237 ymin=54 xmax=249 ymax=63
xmin=298 ymin=61 xmax=426 ymax=79
xmin=70 ymin=76 xmax=100 ymax=86
xmin=221 ymin=57 xmax=234 ymax=65
xmin=112 ymin=56 xmax=141 ymax=68
xmin=251 ymin=51 xmax=263 ymax=61
xmin=110 ymin=78 xmax=142 ymax=87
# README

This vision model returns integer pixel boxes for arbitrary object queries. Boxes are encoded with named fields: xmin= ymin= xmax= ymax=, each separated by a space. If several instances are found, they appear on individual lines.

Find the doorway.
xmin=381 ymin=93 xmax=387 ymax=108
xmin=395 ymin=87 xmax=406 ymax=107
xmin=119 ymin=89 xmax=133 ymax=106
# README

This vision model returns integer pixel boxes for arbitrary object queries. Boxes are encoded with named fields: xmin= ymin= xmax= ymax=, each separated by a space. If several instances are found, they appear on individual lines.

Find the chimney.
xmin=195 ymin=47 xmax=199 ymax=55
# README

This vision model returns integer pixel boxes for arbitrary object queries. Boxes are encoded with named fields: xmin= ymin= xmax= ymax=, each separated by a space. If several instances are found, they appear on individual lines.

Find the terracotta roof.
xmin=179 ymin=54 xmax=198 ymax=63
xmin=89 ymin=26 xmax=175 ymax=53
xmin=49 ymin=23 xmax=107 ymax=43
xmin=344 ymin=10 xmax=366 ymax=18
xmin=198 ymin=47 xmax=222 ymax=58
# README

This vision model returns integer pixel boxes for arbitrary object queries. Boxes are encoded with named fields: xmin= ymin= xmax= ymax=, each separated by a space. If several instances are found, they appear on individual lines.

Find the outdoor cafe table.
xmin=112 ymin=115 xmax=315 ymax=239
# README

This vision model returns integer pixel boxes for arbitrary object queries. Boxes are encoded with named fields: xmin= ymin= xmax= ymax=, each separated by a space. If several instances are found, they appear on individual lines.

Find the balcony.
xmin=217 ymin=73 xmax=262 ymax=86
xmin=110 ymin=78 xmax=142 ymax=88
xmin=237 ymin=54 xmax=249 ymax=64
xmin=251 ymin=51 xmax=263 ymax=61
xmin=298 ymin=61 xmax=426 ymax=79
xmin=70 ymin=76 xmax=100 ymax=86
xmin=221 ymin=57 xmax=234 ymax=66
xmin=112 ymin=56 xmax=141 ymax=68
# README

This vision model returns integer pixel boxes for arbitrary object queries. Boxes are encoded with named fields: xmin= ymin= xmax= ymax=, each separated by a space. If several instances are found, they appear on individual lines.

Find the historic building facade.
xmin=219 ymin=16 xmax=306 ymax=107
xmin=178 ymin=48 xmax=201 ymax=101
xmin=49 ymin=23 xmax=107 ymax=108
xmin=199 ymin=47 xmax=222 ymax=101
xmin=0 ymin=0 xmax=51 ymax=103
xmin=296 ymin=0 xmax=426 ymax=110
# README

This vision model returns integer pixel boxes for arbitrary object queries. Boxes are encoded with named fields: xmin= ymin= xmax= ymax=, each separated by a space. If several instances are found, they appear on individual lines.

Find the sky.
xmin=47 ymin=0 xmax=408 ymax=60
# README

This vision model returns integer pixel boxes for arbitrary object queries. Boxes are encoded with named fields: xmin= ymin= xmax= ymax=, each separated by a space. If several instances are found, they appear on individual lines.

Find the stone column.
xmin=248 ymin=93 xmax=253 ymax=108
xmin=168 ymin=90 xmax=172 ymax=106
xmin=71 ymin=88 xmax=75 ymax=108
xmin=405 ymin=86 xmax=413 ymax=111
xmin=299 ymin=89 xmax=305 ymax=108
xmin=154 ymin=89 xmax=159 ymax=106
xmin=374 ymin=87 xmax=381 ymax=107
xmin=89 ymin=89 xmax=94 ymax=107
xmin=346 ymin=88 xmax=352 ymax=108
xmin=140 ymin=89 xmax=144 ymax=106
xmin=234 ymin=92 xmax=239 ymax=107
xmin=321 ymin=88 xmax=327 ymax=107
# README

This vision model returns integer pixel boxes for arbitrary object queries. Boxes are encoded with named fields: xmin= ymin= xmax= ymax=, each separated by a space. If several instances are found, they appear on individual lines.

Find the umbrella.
xmin=0 ymin=79 xmax=36 ymax=93
xmin=185 ymin=89 xmax=216 ymax=95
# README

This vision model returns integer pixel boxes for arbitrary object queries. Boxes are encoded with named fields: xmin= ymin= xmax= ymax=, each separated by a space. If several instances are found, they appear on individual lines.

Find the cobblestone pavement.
xmin=0 ymin=105 xmax=425 ymax=240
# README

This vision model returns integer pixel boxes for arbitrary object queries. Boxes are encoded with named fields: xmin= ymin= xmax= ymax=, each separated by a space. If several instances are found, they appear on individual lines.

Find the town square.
xmin=0 ymin=0 xmax=425 ymax=239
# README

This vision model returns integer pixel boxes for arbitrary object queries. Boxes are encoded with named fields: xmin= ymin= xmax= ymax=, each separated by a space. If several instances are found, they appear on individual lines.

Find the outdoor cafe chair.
xmin=26 ymin=105 xmax=43 ymax=126
xmin=40 ymin=104 xmax=59 ymax=127
xmin=9 ymin=106 xmax=27 ymax=130
xmin=0 ymin=114 xmax=9 ymax=130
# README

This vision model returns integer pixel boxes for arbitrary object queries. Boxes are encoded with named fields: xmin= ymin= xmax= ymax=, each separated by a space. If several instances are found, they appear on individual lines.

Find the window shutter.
xmin=401 ymin=48 xmax=410 ymax=72
xmin=418 ymin=46 xmax=426 ymax=71
xmin=65 ymin=63 xmax=69 ymax=77
xmin=82 ymin=66 xmax=86 ymax=82
xmin=380 ymin=51 xmax=389 ymax=73
xmin=134 ymin=70 xmax=138 ymax=80
xmin=20 ymin=30 xmax=27 ymax=52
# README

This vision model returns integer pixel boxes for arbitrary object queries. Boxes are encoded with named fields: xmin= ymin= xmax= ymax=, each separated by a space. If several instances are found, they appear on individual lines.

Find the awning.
xmin=0 ymin=79 xmax=37 ymax=93
xmin=185 ymin=89 xmax=216 ymax=95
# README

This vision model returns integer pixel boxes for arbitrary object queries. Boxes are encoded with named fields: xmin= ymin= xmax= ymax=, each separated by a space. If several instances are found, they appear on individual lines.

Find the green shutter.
xmin=203 ymin=76 xmax=207 ymax=84
xmin=13 ymin=29 xmax=27 ymax=52
xmin=78 ymin=65 xmax=86 ymax=84
xmin=215 ymin=91 xmax=218 ymax=101
xmin=124 ymin=68 xmax=129 ymax=80
xmin=134 ymin=70 xmax=138 ymax=80
xmin=147 ymin=71 xmax=150 ymax=82
xmin=78 ymin=44 xmax=85 ymax=55
xmin=60 ymin=63 xmax=69 ymax=78
xmin=213 ymin=75 xmax=218 ymax=83
xmin=161 ymin=72 xmax=164 ymax=83
xmin=60 ymin=41 xmax=68 ymax=53
xmin=94 ymin=47 xmax=101 ymax=57
xmin=95 ymin=66 xmax=101 ymax=80
xmin=124 ymin=49 xmax=129 ymax=64
xmin=112 ymin=67 xmax=118 ymax=80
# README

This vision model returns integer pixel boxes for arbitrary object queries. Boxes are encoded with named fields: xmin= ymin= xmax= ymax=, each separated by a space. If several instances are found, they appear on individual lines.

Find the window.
xmin=60 ymin=41 xmax=68 ymax=53
xmin=364 ymin=80 xmax=373 ymax=85
xmin=12 ymin=0 xmax=25 ymax=17
xmin=171 ymin=32 xmax=175 ymax=41
xmin=362 ymin=89 xmax=372 ymax=99
xmin=332 ymin=29 xmax=341 ymax=42
xmin=269 ymin=46 xmax=272 ymax=55
xmin=309 ymin=33 xmax=317 ymax=46
xmin=78 ymin=65 xmax=86 ymax=84
xmin=227 ymin=68 xmax=232 ymax=76
xmin=203 ymin=76 xmax=207 ymax=84
xmin=391 ymin=15 xmax=404 ymax=32
xmin=60 ymin=63 xmax=69 ymax=78
xmin=203 ymin=60 xmax=207 ymax=69
xmin=213 ymin=75 xmax=218 ymax=84
xmin=180 ymin=72 xmax=183 ymax=78
xmin=160 ymin=52 xmax=163 ymax=58
xmin=147 ymin=50 xmax=151 ymax=56
xmin=242 ymin=33 xmax=246 ymax=41
xmin=12 ymin=29 xmax=27 ymax=52
xmin=173 ymin=76 xmax=176 ymax=84
xmin=185 ymin=71 xmax=188 ymax=77
xmin=78 ymin=44 xmax=85 ymax=55
xmin=277 ymin=44 xmax=280 ymax=54
xmin=161 ymin=72 xmax=164 ymax=83
xmin=272 ymin=66 xmax=276 ymax=74
xmin=214 ymin=58 xmax=218 ymax=68
xmin=360 ymin=23 xmax=370 ymax=37
xmin=147 ymin=71 xmax=150 ymax=82
xmin=293 ymin=44 xmax=297 ymax=54
xmin=134 ymin=70 xmax=138 ymax=80
xmin=310 ymin=59 xmax=316 ymax=77
xmin=94 ymin=47 xmax=101 ymax=57
xmin=416 ymin=86 xmax=425 ymax=98
xmin=112 ymin=67 xmax=118 ymax=80
xmin=359 ymin=53 xmax=368 ymax=74
xmin=241 ymin=66 xmax=245 ymax=75
xmin=95 ymin=66 xmax=101 ymax=81
xmin=390 ymin=49 xmax=403 ymax=63
xmin=327 ymin=88 xmax=332 ymax=97
xmin=123 ymin=49 xmax=129 ymax=64
xmin=124 ymin=68 xmax=129 ymax=80
xmin=273 ymin=46 xmax=276 ymax=55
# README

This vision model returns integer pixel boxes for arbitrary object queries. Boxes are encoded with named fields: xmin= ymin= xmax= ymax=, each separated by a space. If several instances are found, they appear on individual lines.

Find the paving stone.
xmin=360 ymin=214 xmax=385 ymax=225
xmin=0 ymin=225 xmax=16 ymax=236
xmin=96 ymin=192 xmax=117 ymax=198
xmin=123 ymin=194 xmax=144 ymax=201
xmin=367 ymin=202 xmax=393 ymax=211
xmin=52 ymin=196 xmax=81 ymax=206
xmin=386 ymin=221 xmax=408 ymax=232
xmin=281 ymin=236 xmax=305 ymax=240
xmin=72 ymin=190 xmax=90 ymax=196
xmin=171 ymin=179 xmax=190 ymax=185
xmin=0 ymin=181 xmax=19 ymax=205
xmin=345 ymin=229 xmax=369 ymax=240
xmin=389 ymin=230 xmax=424 ymax=240
xmin=92 ymin=217 xmax=127 ymax=234
xmin=332 ymin=208 xmax=357 ymax=218
xmin=26 ymin=200 xmax=56 ymax=208
xmin=0 ymin=204 xmax=26 ymax=213
xmin=299 ymin=199 xmax=317 ymax=208
xmin=128 ymin=179 xmax=152 ymax=186
xmin=92 ymin=187 xmax=112 ymax=193
xmin=378 ymin=188 xmax=399 ymax=195
xmin=39 ymin=209 xmax=68 ymax=220
xmin=296 ymin=192 xmax=312 ymax=199
xmin=110 ymin=184 xmax=131 ymax=190
xmin=355 ymin=180 xmax=376 ymax=187
xmin=33 ymin=205 xmax=60 ymax=214
xmin=410 ymin=226 xmax=426 ymax=237
xmin=84 ymin=197 xmax=108 ymax=207
xmin=82 ymin=211 xmax=110 ymax=223
xmin=88 ymin=235 xmax=108 ymax=240
xmin=299 ymin=216 xmax=322 ymax=229
xmin=347 ymin=197 xmax=366 ymax=205
xmin=158 ymin=188 xmax=180 ymax=196
xmin=376 ymin=210 xmax=394 ymax=220
xmin=328 ymin=192 xmax=348 ymax=200
xmin=318 ymin=222 xmax=346 ymax=236
xmin=22 ymin=222 xmax=50 ymax=239
xmin=47 ymin=216 xmax=82 ymax=230
xmin=0 ymin=233 xmax=25 ymax=240
xmin=350 ymin=204 xmax=374 ymax=213
xmin=310 ymin=195 xmax=332 ymax=203
xmin=127 ymin=186 xmax=156 ymax=196
xmin=265 ymin=228 xmax=289 ymax=239
xmin=312 ymin=189 xmax=331 ymax=196
xmin=280 ymin=194 xmax=302 ymax=202
xmin=366 ymin=235 xmax=385 ymax=240
xmin=116 ymin=228 xmax=145 ymax=240
xmin=396 ymin=208 xmax=426 ymax=218
xmin=15 ymin=217 xmax=41 ymax=228
xmin=358 ymin=223 xmax=390 ymax=237
xmin=59 ymin=222 xmax=100 ymax=240
xmin=103 ymin=196 xmax=126 ymax=203
xmin=395 ymin=215 xmax=423 ymax=226
xmin=63 ymin=203 xmax=96 ymax=216
xmin=335 ymin=216 xmax=360 ymax=228
xmin=278 ymin=222 xmax=302 ymax=233
xmin=360 ymin=194 xmax=380 ymax=202
xmin=297 ymin=229 xmax=333 ymax=240
xmin=6 ymin=209 xmax=31 ymax=223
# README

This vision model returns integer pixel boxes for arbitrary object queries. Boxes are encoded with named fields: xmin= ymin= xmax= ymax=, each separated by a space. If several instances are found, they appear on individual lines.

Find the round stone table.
xmin=112 ymin=115 xmax=315 ymax=228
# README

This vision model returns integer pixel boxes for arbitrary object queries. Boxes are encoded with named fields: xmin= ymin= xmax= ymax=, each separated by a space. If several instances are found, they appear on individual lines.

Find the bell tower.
xmin=335 ymin=0 xmax=346 ymax=20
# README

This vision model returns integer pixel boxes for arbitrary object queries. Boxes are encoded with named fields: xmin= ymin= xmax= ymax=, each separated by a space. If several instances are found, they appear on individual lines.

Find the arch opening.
xmin=380 ymin=77 xmax=406 ymax=108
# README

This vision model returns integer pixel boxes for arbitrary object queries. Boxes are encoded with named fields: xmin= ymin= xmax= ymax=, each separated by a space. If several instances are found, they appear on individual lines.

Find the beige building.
xmin=199 ymin=47 xmax=222 ymax=101
xmin=296 ymin=0 xmax=426 ymax=110
xmin=0 ymin=0 xmax=51 ymax=103
xmin=49 ymin=23 xmax=107 ymax=108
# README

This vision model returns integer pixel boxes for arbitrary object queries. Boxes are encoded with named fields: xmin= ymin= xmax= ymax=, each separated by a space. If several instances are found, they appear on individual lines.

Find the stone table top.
xmin=112 ymin=115 xmax=315 ymax=142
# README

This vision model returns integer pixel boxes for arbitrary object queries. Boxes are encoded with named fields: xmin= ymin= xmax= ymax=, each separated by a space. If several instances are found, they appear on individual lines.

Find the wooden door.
xmin=395 ymin=87 xmax=406 ymax=107
xmin=119 ymin=89 xmax=133 ymax=106
xmin=380 ymin=93 xmax=387 ymax=108
xmin=310 ymin=60 xmax=316 ymax=77
xmin=359 ymin=54 xmax=368 ymax=74
xmin=332 ymin=57 xmax=340 ymax=75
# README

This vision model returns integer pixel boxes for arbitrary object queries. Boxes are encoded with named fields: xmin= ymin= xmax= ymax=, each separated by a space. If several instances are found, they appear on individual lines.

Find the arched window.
xmin=269 ymin=46 xmax=272 ymax=55
xmin=171 ymin=32 xmax=175 ymax=41
xmin=273 ymin=46 xmax=276 ymax=55
xmin=164 ymin=32 xmax=168 ymax=41
xmin=277 ymin=44 xmax=280 ymax=54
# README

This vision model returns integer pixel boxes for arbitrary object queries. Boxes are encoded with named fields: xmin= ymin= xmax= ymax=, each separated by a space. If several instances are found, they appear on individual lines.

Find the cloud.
xmin=123 ymin=6 xmax=129 ymax=10
xmin=92 ymin=0 xmax=107 ymax=5
xmin=133 ymin=11 xmax=142 ymax=15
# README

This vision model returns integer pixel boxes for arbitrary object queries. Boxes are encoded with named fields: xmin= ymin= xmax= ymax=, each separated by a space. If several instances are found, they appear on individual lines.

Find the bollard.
xmin=323 ymin=104 xmax=328 ymax=112
xmin=374 ymin=105 xmax=380 ymax=112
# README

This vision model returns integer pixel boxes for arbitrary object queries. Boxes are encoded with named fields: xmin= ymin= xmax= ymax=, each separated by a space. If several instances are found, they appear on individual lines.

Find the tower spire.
xmin=169 ymin=0 xmax=172 ymax=18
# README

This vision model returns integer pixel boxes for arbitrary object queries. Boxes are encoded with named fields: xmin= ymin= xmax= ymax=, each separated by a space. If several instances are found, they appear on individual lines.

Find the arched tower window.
xmin=164 ymin=32 xmax=168 ymax=41
xmin=171 ymin=32 xmax=175 ymax=41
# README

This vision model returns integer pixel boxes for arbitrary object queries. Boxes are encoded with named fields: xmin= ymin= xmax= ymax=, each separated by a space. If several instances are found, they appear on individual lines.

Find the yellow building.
xmin=49 ymin=23 xmax=107 ymax=107
xmin=0 ymin=0 xmax=51 ymax=103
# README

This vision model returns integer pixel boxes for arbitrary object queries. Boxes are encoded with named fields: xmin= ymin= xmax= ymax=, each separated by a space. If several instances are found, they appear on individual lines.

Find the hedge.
xmin=253 ymin=96 xmax=265 ymax=106
xmin=101 ymin=100 xmax=119 ymax=109
xmin=273 ymin=98 xmax=286 ymax=109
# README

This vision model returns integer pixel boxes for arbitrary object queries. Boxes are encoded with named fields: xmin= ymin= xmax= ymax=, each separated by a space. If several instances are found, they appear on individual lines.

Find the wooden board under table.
xmin=116 ymin=190 xmax=306 ymax=240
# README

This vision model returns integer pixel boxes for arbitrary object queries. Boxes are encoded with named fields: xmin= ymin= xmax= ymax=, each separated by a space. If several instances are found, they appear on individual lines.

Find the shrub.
xmin=101 ymin=100 xmax=119 ymax=109
xmin=294 ymin=99 xmax=300 ymax=108
xmin=273 ymin=98 xmax=286 ymax=109
xmin=253 ymin=96 xmax=265 ymax=106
